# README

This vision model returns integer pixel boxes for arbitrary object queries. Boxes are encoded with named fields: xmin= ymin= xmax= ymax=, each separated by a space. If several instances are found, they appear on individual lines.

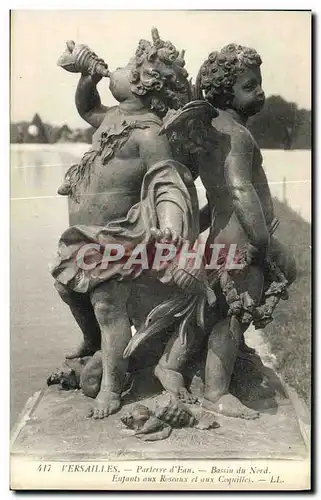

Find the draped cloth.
xmin=50 ymin=159 xmax=200 ymax=293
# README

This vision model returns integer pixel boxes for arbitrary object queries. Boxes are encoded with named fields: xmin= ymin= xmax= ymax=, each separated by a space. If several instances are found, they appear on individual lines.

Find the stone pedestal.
xmin=10 ymin=367 xmax=310 ymax=491
xmin=11 ymin=377 xmax=308 ymax=461
xmin=10 ymin=328 xmax=310 ymax=490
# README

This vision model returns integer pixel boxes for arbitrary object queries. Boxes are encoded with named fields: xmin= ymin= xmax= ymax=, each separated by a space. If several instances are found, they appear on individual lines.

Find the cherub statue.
xmin=150 ymin=43 xmax=297 ymax=419
xmin=51 ymin=28 xmax=215 ymax=419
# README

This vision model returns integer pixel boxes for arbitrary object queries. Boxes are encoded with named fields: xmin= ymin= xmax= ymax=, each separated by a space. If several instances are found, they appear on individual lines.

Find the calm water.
xmin=10 ymin=144 xmax=311 ymax=427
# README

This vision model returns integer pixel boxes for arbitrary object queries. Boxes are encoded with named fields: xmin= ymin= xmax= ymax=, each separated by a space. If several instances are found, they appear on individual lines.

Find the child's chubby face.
xmin=232 ymin=67 xmax=265 ymax=117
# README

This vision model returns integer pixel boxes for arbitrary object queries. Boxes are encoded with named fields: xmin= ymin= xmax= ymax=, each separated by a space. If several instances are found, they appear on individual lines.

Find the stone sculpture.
xmin=51 ymin=28 xmax=215 ymax=419
xmin=49 ymin=34 xmax=296 ymax=430
xmin=157 ymin=43 xmax=297 ymax=419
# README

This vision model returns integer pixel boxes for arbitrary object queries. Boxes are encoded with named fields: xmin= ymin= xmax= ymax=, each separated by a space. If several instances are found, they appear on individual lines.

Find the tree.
xmin=26 ymin=113 xmax=49 ymax=143
xmin=248 ymin=95 xmax=311 ymax=149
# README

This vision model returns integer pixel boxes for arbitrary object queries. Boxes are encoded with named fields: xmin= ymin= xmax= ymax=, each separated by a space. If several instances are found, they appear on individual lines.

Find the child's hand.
xmin=90 ymin=73 xmax=103 ymax=85
xmin=151 ymin=227 xmax=184 ymax=248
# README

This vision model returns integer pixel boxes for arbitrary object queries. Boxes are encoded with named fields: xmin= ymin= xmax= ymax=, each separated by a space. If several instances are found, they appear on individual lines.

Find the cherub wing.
xmin=159 ymin=100 xmax=219 ymax=179
xmin=159 ymin=100 xmax=218 ymax=135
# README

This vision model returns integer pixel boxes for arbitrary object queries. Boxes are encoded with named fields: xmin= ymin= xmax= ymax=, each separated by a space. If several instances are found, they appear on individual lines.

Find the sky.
xmin=10 ymin=10 xmax=311 ymax=128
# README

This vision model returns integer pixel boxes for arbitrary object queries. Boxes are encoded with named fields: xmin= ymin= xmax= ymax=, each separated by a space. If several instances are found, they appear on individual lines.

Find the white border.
xmin=3 ymin=3 xmax=317 ymax=498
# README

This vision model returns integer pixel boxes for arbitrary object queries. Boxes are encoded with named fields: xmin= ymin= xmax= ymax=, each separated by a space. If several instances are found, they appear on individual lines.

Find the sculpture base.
xmin=11 ymin=379 xmax=307 ymax=461
xmin=10 ymin=366 xmax=310 ymax=490
xmin=10 ymin=326 xmax=310 ymax=490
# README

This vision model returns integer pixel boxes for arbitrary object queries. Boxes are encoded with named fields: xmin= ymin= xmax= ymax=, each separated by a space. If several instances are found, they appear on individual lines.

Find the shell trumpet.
xmin=57 ymin=40 xmax=110 ymax=78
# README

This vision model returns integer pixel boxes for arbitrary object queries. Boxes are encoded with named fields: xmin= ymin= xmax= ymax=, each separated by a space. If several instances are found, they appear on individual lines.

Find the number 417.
xmin=37 ymin=464 xmax=52 ymax=472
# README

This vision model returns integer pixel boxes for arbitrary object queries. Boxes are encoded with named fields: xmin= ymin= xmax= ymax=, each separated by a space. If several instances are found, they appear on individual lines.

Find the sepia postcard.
xmin=10 ymin=9 xmax=311 ymax=491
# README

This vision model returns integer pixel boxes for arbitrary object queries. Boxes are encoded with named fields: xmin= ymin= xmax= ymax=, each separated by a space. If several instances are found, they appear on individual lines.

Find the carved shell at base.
xmin=121 ymin=393 xmax=196 ymax=433
xmin=120 ymin=394 xmax=220 ymax=440
xmin=150 ymin=392 xmax=196 ymax=428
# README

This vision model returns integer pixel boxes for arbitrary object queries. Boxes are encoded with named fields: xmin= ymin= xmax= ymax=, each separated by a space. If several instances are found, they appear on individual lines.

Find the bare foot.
xmin=154 ymin=364 xmax=184 ymax=390
xmin=154 ymin=365 xmax=198 ymax=404
xmin=177 ymin=388 xmax=198 ymax=405
xmin=66 ymin=341 xmax=100 ymax=359
xmin=203 ymin=393 xmax=259 ymax=420
xmin=87 ymin=390 xmax=121 ymax=419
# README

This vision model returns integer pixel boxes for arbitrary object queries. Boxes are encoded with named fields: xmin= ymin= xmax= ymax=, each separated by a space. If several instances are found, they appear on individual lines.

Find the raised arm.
xmin=75 ymin=74 xmax=108 ymax=129
xmin=225 ymin=133 xmax=270 ymax=252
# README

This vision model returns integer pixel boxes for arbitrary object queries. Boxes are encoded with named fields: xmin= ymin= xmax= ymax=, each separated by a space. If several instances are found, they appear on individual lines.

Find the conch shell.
xmin=57 ymin=40 xmax=110 ymax=77
xmin=120 ymin=395 xmax=219 ymax=441
xmin=150 ymin=393 xmax=196 ymax=428
xmin=120 ymin=404 xmax=172 ymax=441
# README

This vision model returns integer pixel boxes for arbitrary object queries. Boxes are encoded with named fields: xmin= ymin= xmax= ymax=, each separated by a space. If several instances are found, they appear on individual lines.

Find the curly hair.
xmin=129 ymin=28 xmax=192 ymax=117
xmin=197 ymin=43 xmax=262 ymax=109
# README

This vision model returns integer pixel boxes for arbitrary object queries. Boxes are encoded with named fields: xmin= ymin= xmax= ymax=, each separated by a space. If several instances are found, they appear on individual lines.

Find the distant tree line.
xmin=248 ymin=95 xmax=311 ymax=149
xmin=10 ymin=113 xmax=94 ymax=145
xmin=11 ymin=95 xmax=311 ymax=149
